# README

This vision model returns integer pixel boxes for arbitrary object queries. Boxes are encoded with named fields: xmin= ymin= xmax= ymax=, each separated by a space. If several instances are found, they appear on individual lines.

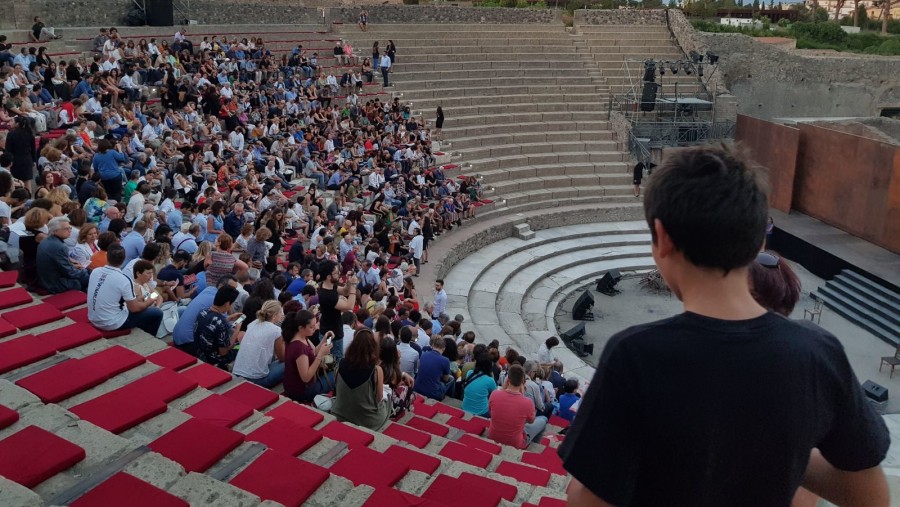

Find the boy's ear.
xmin=652 ymin=219 xmax=675 ymax=259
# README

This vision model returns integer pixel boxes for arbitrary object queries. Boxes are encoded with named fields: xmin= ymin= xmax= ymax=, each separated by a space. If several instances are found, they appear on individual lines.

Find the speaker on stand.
xmin=145 ymin=0 xmax=175 ymax=27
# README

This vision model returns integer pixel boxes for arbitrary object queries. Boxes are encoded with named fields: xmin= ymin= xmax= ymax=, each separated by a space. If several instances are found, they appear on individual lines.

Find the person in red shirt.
xmin=488 ymin=364 xmax=547 ymax=449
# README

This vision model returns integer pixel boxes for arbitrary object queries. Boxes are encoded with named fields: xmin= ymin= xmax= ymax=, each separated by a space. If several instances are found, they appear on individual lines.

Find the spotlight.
xmin=571 ymin=338 xmax=594 ymax=357
xmin=682 ymin=62 xmax=693 ymax=75
xmin=697 ymin=63 xmax=704 ymax=77
xmin=642 ymin=60 xmax=657 ymax=83
xmin=689 ymin=50 xmax=702 ymax=64
xmin=596 ymin=269 xmax=622 ymax=296
xmin=670 ymin=62 xmax=679 ymax=75
xmin=706 ymin=52 xmax=719 ymax=65
xmin=658 ymin=63 xmax=666 ymax=76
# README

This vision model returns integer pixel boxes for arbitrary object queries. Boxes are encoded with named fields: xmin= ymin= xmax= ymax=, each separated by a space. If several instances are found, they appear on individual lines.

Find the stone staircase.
xmin=0 ymin=274 xmax=570 ymax=506
xmin=441 ymin=220 xmax=655 ymax=383
xmin=812 ymin=270 xmax=900 ymax=348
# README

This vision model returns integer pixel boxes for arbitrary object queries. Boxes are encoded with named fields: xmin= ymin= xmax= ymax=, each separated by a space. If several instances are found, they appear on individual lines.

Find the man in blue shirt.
xmin=414 ymin=336 xmax=455 ymax=401
xmin=173 ymin=275 xmax=237 ymax=355
xmin=223 ymin=202 xmax=245 ymax=239
xmin=286 ymin=268 xmax=312 ymax=296
xmin=72 ymin=75 xmax=95 ymax=98
xmin=121 ymin=220 xmax=147 ymax=265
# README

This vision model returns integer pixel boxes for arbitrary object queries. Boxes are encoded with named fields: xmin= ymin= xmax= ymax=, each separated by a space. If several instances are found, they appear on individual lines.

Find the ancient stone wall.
xmin=328 ymin=5 xmax=556 ymax=24
xmin=573 ymin=8 xmax=667 ymax=25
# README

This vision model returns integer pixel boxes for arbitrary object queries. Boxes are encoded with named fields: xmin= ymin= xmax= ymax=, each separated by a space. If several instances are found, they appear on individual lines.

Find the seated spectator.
xmin=281 ymin=309 xmax=334 ymax=402
xmin=37 ymin=216 xmax=89 ymax=292
xmin=157 ymin=250 xmax=197 ymax=301
xmin=537 ymin=336 xmax=563 ymax=371
xmin=205 ymin=234 xmax=248 ymax=287
xmin=132 ymin=259 xmax=163 ymax=311
xmin=87 ymin=245 xmax=163 ymax=336
xmin=379 ymin=336 xmax=415 ymax=419
xmin=172 ymin=275 xmax=237 ymax=355
xmin=194 ymin=285 xmax=241 ymax=369
xmin=413 ymin=335 xmax=454 ymax=401
xmin=489 ymin=364 xmax=547 ymax=449
xmin=232 ymin=300 xmax=286 ymax=387
xmin=749 ymin=251 xmax=801 ymax=317
xmin=461 ymin=352 xmax=497 ymax=418
xmin=172 ymin=224 xmax=202 ymax=255
xmin=557 ymin=379 xmax=581 ymax=422
xmin=122 ymin=220 xmax=147 ymax=264
xmin=397 ymin=325 xmax=419 ymax=377
xmin=89 ymin=231 xmax=120 ymax=270
xmin=332 ymin=329 xmax=391 ymax=431
xmin=523 ymin=360 xmax=552 ymax=418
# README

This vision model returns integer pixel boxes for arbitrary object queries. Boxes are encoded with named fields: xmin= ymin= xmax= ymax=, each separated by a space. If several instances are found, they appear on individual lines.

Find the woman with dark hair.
xmin=435 ymin=106 xmax=444 ymax=141
xmin=462 ymin=352 xmax=497 ymax=418
xmin=331 ymin=329 xmax=391 ymax=430
xmin=442 ymin=336 xmax=460 ymax=384
xmin=379 ymin=336 xmax=415 ymax=419
xmin=749 ymin=251 xmax=802 ymax=317
xmin=281 ymin=309 xmax=334 ymax=402
xmin=6 ymin=116 xmax=37 ymax=193
xmin=93 ymin=138 xmax=130 ymax=202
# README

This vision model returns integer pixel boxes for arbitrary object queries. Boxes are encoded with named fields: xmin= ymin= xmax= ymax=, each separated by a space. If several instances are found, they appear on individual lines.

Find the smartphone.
xmin=234 ymin=315 xmax=247 ymax=326
xmin=149 ymin=292 xmax=159 ymax=299
xmin=326 ymin=336 xmax=333 ymax=346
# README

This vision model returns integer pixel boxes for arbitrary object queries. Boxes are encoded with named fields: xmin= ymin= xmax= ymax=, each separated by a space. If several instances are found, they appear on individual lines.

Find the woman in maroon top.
xmin=281 ymin=309 xmax=334 ymax=402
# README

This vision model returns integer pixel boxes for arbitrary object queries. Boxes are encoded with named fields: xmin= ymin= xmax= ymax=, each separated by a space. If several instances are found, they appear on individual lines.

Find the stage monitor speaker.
xmin=596 ymin=269 xmax=622 ymax=295
xmin=640 ymin=83 xmax=657 ymax=112
xmin=571 ymin=338 xmax=594 ymax=357
xmin=561 ymin=322 xmax=585 ymax=343
xmin=863 ymin=380 xmax=888 ymax=403
xmin=572 ymin=291 xmax=595 ymax=321
xmin=145 ymin=0 xmax=175 ymax=26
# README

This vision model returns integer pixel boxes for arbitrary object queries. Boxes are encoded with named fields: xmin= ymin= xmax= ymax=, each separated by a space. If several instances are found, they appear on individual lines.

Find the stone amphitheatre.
xmin=1 ymin=2 xmax=900 ymax=506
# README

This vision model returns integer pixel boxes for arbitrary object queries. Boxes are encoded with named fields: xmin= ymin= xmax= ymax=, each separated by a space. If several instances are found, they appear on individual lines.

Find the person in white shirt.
xmin=407 ymin=217 xmax=420 ymax=237
xmin=408 ymin=228 xmax=424 ymax=276
xmin=85 ymin=96 xmax=103 ymax=116
xmin=368 ymin=167 xmax=385 ymax=191
xmin=398 ymin=326 xmax=419 ymax=376
xmin=416 ymin=319 xmax=432 ymax=349
xmin=536 ymin=336 xmax=563 ymax=370
xmin=125 ymin=181 xmax=149 ymax=224
xmin=341 ymin=312 xmax=357 ymax=356
xmin=232 ymin=300 xmax=286 ymax=388
xmin=87 ymin=245 xmax=163 ymax=335
xmin=433 ymin=279 xmax=447 ymax=319
xmin=379 ymin=54 xmax=392 ymax=87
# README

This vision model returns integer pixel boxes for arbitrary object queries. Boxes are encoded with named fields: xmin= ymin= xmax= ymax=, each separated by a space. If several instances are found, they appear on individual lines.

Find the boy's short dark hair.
xmin=214 ymin=286 xmax=239 ymax=306
xmin=644 ymin=144 xmax=768 ymax=273
xmin=564 ymin=378 xmax=579 ymax=394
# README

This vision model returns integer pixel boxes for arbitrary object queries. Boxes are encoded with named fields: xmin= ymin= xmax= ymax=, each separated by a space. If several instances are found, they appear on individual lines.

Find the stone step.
xmin=395 ymin=59 xmax=590 ymax=72
xmin=474 ymin=194 xmax=641 ymax=223
xmin=407 ymin=93 xmax=605 ymax=111
xmin=350 ymin=37 xmax=579 ymax=47
xmin=392 ymin=75 xmax=599 ymax=90
xmin=395 ymin=67 xmax=594 ymax=81
xmin=394 ymin=44 xmax=583 ymax=55
xmin=444 ymin=120 xmax=613 ymax=137
xmin=352 ymin=24 xmax=569 ymax=33
xmin=489 ymin=174 xmax=632 ymax=194
xmin=400 ymin=83 xmax=603 ymax=100
xmin=450 ymin=130 xmax=615 ymax=150
xmin=425 ymin=101 xmax=606 ymax=119
xmin=464 ymin=150 xmax=627 ymax=172
xmin=470 ymin=161 xmax=629 ymax=183
xmin=396 ymin=52 xmax=588 ymax=63
xmin=458 ymin=140 xmax=621 ymax=159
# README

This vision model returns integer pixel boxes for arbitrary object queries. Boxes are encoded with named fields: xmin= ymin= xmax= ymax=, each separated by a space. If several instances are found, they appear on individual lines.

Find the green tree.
xmin=668 ymin=0 xmax=678 ymax=7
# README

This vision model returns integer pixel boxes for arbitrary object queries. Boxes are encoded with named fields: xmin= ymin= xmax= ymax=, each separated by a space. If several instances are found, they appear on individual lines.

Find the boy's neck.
xmin=677 ymin=266 xmax=767 ymax=321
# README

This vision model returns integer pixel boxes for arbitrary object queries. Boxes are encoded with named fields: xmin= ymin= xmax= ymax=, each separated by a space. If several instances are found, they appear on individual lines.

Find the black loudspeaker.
xmin=596 ymin=269 xmax=622 ymax=296
xmin=560 ymin=322 xmax=585 ymax=343
xmin=572 ymin=291 xmax=595 ymax=321
xmin=572 ymin=339 xmax=594 ymax=357
xmin=863 ymin=380 xmax=888 ymax=403
xmin=145 ymin=0 xmax=174 ymax=26
xmin=640 ymin=83 xmax=658 ymax=112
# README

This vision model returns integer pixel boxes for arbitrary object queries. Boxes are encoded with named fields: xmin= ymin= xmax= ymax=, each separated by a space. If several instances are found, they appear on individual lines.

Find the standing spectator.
xmin=37 ymin=216 xmax=89 ymax=292
xmin=488 ymin=364 xmax=547 ymax=449
xmin=281 ymin=310 xmax=334 ymax=403
xmin=87 ymin=245 xmax=163 ymax=336
xmin=233 ymin=300 xmax=286 ymax=387
xmin=332 ymin=328 xmax=391 ymax=431
xmin=414 ymin=336 xmax=454 ymax=401
xmin=93 ymin=139 xmax=130 ymax=202
xmin=194 ymin=285 xmax=241 ymax=369
xmin=560 ymin=145 xmax=890 ymax=507
xmin=6 ymin=117 xmax=36 ymax=193
xmin=379 ymin=52 xmax=391 ymax=87
xmin=317 ymin=260 xmax=358 ymax=359
xmin=408 ymin=228 xmax=423 ymax=276
xmin=386 ymin=40 xmax=397 ymax=68
xmin=432 ymin=279 xmax=447 ymax=319
xmin=434 ymin=106 xmax=444 ymax=141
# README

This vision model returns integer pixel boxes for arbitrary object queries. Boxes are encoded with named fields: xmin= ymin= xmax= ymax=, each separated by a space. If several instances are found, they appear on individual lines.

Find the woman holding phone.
xmin=281 ymin=309 xmax=334 ymax=402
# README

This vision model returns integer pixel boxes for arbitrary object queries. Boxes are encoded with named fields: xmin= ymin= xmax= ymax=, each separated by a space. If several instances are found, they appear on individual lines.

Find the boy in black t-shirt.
xmin=194 ymin=286 xmax=240 ymax=369
xmin=560 ymin=145 xmax=889 ymax=507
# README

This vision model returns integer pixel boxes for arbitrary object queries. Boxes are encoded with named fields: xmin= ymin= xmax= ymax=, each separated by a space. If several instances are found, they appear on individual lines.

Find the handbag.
xmin=155 ymin=301 xmax=180 ymax=338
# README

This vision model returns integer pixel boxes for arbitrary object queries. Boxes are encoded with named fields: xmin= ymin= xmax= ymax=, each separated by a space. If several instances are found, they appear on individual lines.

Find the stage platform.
xmin=769 ymin=209 xmax=900 ymax=292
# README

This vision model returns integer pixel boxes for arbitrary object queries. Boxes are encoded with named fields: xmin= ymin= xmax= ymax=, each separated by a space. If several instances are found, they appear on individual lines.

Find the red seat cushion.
xmin=412 ymin=398 xmax=438 ymax=418
xmin=0 ymin=334 xmax=57 ymax=374
xmin=180 ymin=362 xmax=232 ymax=389
xmin=548 ymin=415 xmax=570 ymax=429
xmin=480 ymin=199 xmax=493 ymax=204
xmin=363 ymin=487 xmax=445 ymax=507
xmin=0 ymin=425 xmax=86 ymax=488
xmin=70 ymin=389 xmax=168 ymax=434
xmin=495 ymin=461 xmax=551 ymax=487
xmin=38 ymin=323 xmax=103 ymax=351
xmin=146 ymin=347 xmax=197 ymax=371
xmin=446 ymin=415 xmax=489 ymax=436
xmin=439 ymin=441 xmax=493 ymax=469
xmin=43 ymin=290 xmax=87 ymax=311
xmin=184 ymin=394 xmax=254 ymax=427
xmin=229 ymin=450 xmax=328 ymax=507
xmin=64 ymin=308 xmax=130 ymax=338
xmin=383 ymin=445 xmax=441 ymax=476
xmin=330 ymin=447 xmax=409 ymax=488
xmin=70 ymin=472 xmax=189 ymax=507
xmin=79 ymin=345 xmax=146 ymax=377
xmin=521 ymin=449 xmax=566 ymax=476
xmin=222 ymin=382 xmax=279 ymax=411
xmin=383 ymin=422 xmax=431 ymax=449
xmin=433 ymin=403 xmax=464 ymax=418
xmin=0 ymin=318 xmax=16 ymax=338
xmin=538 ymin=498 xmax=566 ymax=507
xmin=3 ymin=302 xmax=64 ymax=329
xmin=0 ymin=270 xmax=18 ymax=288
xmin=0 ymin=404 xmax=19 ymax=430
xmin=0 ymin=287 xmax=33 ymax=309
xmin=459 ymin=471 xmax=517 ymax=501
xmin=123 ymin=368 xmax=198 ymax=402
xmin=423 ymin=474 xmax=502 ymax=507
xmin=405 ymin=416 xmax=450 ymax=437
xmin=266 ymin=401 xmax=325 ymax=428
xmin=458 ymin=433 xmax=501 ymax=455
xmin=17 ymin=360 xmax=109 ymax=404
xmin=319 ymin=421 xmax=374 ymax=449
xmin=245 ymin=418 xmax=322 ymax=456
xmin=149 ymin=418 xmax=244 ymax=473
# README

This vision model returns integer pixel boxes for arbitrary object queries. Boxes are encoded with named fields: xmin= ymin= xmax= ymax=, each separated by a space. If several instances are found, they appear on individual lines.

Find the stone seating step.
xmin=427 ymin=101 xmax=605 ymax=119
xmin=489 ymin=174 xmax=632 ymax=194
xmin=396 ymin=67 xmax=594 ymax=81
xmin=458 ymin=140 xmax=621 ymax=159
xmin=354 ymin=24 xmax=568 ymax=33
xmin=444 ymin=120 xmax=611 ymax=137
xmin=369 ymin=37 xmax=579 ymax=47
xmin=466 ymin=161 xmax=628 ymax=183
xmin=401 ymin=53 xmax=588 ymax=64
xmin=473 ymin=195 xmax=642 ymax=223
xmin=463 ymin=151 xmax=626 ymax=172
xmin=407 ymin=94 xmax=606 ymax=112
xmin=444 ymin=110 xmax=609 ymax=128
xmin=502 ymin=185 xmax=635 ymax=205
xmin=395 ymin=59 xmax=590 ymax=72
xmin=391 ymin=75 xmax=598 ymax=90
xmin=450 ymin=130 xmax=615 ymax=149
xmin=398 ymin=44 xmax=584 ymax=55
xmin=400 ymin=83 xmax=604 ymax=100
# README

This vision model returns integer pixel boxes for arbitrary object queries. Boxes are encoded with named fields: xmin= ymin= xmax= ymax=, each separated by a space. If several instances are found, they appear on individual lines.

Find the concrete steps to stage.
xmin=813 ymin=270 xmax=900 ymax=347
